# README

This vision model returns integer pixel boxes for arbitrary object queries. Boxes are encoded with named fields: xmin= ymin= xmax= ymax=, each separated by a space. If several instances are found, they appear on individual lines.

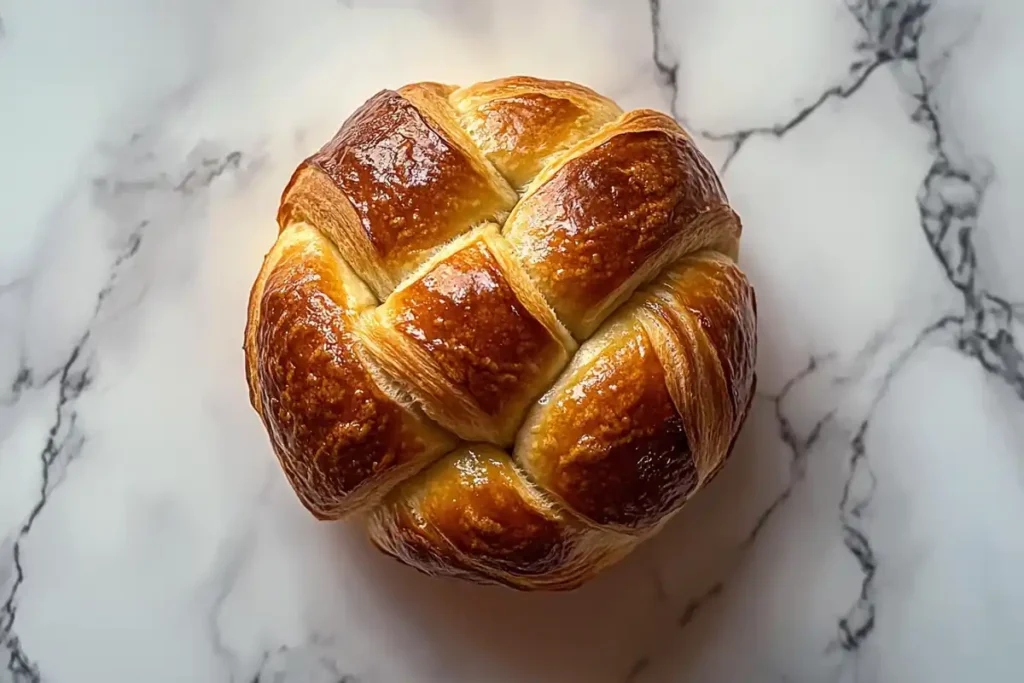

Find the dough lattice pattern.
xmin=244 ymin=77 xmax=757 ymax=590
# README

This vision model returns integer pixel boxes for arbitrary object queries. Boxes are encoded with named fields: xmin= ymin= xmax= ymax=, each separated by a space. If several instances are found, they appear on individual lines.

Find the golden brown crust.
xmin=515 ymin=315 xmax=698 ymax=531
xmin=387 ymin=239 xmax=557 ymax=415
xmin=358 ymin=226 xmax=574 ymax=445
xmin=504 ymin=109 xmax=741 ymax=339
xmin=516 ymin=253 xmax=755 ymax=533
xmin=367 ymin=444 xmax=633 ymax=590
xmin=244 ymin=223 xmax=455 ymax=518
xmin=638 ymin=251 xmax=757 ymax=480
xmin=452 ymin=76 xmax=617 ymax=109
xmin=278 ymin=88 xmax=516 ymax=298
xmin=450 ymin=76 xmax=622 ymax=190
xmin=246 ymin=78 xmax=757 ymax=590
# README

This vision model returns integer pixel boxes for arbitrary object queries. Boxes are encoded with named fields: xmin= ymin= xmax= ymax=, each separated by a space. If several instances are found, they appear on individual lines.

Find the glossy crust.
xmin=515 ymin=315 xmax=696 ymax=531
xmin=367 ymin=444 xmax=634 ymax=590
xmin=245 ymin=76 xmax=758 ymax=590
xmin=279 ymin=87 xmax=516 ymax=299
xmin=244 ymin=223 xmax=455 ymax=518
xmin=516 ymin=251 xmax=756 ymax=532
xmin=450 ymin=76 xmax=623 ymax=191
xmin=504 ymin=109 xmax=741 ymax=339
xmin=638 ymin=251 xmax=757 ymax=478
xmin=358 ymin=225 xmax=575 ymax=445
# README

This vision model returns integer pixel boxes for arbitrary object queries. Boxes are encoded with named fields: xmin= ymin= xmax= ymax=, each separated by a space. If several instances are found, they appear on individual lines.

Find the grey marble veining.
xmin=1 ymin=1 xmax=1023 ymax=681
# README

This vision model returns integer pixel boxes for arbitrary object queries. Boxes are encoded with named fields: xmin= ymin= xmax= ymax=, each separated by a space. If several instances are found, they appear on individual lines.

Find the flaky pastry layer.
xmin=245 ymin=76 xmax=757 ymax=590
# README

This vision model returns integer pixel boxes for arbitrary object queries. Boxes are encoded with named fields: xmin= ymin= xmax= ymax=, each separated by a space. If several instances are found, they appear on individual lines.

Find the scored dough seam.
xmin=420 ymin=95 xmax=744 ymax=528
xmin=267 ymin=82 xmax=743 ymax=541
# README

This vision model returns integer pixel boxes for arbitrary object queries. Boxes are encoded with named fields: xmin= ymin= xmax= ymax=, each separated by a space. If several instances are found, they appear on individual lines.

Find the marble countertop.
xmin=2 ymin=0 xmax=1023 ymax=681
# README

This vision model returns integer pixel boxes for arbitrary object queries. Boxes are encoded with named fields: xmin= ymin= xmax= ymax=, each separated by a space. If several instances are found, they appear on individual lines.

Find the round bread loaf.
xmin=244 ymin=76 xmax=757 ymax=590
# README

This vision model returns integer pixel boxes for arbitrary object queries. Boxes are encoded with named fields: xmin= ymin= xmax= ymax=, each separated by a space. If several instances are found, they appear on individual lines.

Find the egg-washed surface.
xmin=516 ymin=317 xmax=698 ymax=531
xmin=245 ymin=76 xmax=757 ymax=589
xmin=503 ymin=110 xmax=739 ymax=339
xmin=451 ymin=76 xmax=623 ymax=190
xmin=362 ymin=226 xmax=573 ymax=445
xmin=368 ymin=445 xmax=634 ymax=590
xmin=244 ymin=223 xmax=454 ymax=518
xmin=278 ymin=87 xmax=517 ymax=298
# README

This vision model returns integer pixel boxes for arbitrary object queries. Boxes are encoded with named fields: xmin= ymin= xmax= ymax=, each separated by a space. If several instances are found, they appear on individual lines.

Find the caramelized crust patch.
xmin=389 ymin=239 xmax=562 ymax=418
xmin=301 ymin=90 xmax=510 ymax=279
xmin=519 ymin=323 xmax=696 ymax=530
xmin=506 ymin=123 xmax=730 ymax=335
xmin=252 ymin=230 xmax=448 ymax=517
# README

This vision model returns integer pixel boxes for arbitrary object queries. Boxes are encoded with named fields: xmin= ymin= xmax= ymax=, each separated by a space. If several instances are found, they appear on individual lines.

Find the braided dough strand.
xmin=244 ymin=76 xmax=757 ymax=589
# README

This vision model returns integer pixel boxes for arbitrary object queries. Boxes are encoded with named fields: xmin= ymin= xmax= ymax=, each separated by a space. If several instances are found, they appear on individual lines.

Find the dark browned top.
xmin=508 ymin=118 xmax=728 ymax=327
xmin=387 ymin=239 xmax=561 ymax=417
xmin=253 ymin=236 xmax=431 ymax=518
xmin=522 ymin=323 xmax=697 ymax=530
xmin=302 ymin=90 xmax=508 ymax=277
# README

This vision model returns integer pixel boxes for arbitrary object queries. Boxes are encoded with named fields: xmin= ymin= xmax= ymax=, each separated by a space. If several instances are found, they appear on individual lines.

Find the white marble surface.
xmin=2 ymin=0 xmax=1024 ymax=681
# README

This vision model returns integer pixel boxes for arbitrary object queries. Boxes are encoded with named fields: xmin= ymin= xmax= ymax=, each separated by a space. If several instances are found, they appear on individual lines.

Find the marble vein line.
xmin=0 ymin=279 xmax=28 ymax=298
xmin=675 ymin=580 xmax=725 ymax=631
xmin=636 ymin=0 xmax=859 ymax=665
xmin=744 ymin=355 xmax=837 ymax=547
xmin=648 ymin=0 xmax=682 ymax=122
xmin=644 ymin=0 xmax=1023 ymax=674
xmin=0 ymin=146 xmax=244 ymax=682
xmin=829 ymin=0 xmax=1022 ymax=662
xmin=908 ymin=53 xmax=1024 ymax=399
xmin=701 ymin=0 xmax=931 ymax=172
xmin=201 ymin=466 xmax=283 ymax=683
xmin=247 ymin=638 xmax=360 ymax=683
xmin=3 ymin=360 xmax=37 ymax=411
xmin=0 ymin=222 xmax=145 ymax=683
xmin=622 ymin=576 xmax=730 ymax=683
xmin=619 ymin=356 xmax=838 ymax=683
xmin=829 ymin=315 xmax=958 ymax=661
xmin=207 ymin=527 xmax=258 ymax=682
xmin=687 ymin=0 xmax=1023 ymax=402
